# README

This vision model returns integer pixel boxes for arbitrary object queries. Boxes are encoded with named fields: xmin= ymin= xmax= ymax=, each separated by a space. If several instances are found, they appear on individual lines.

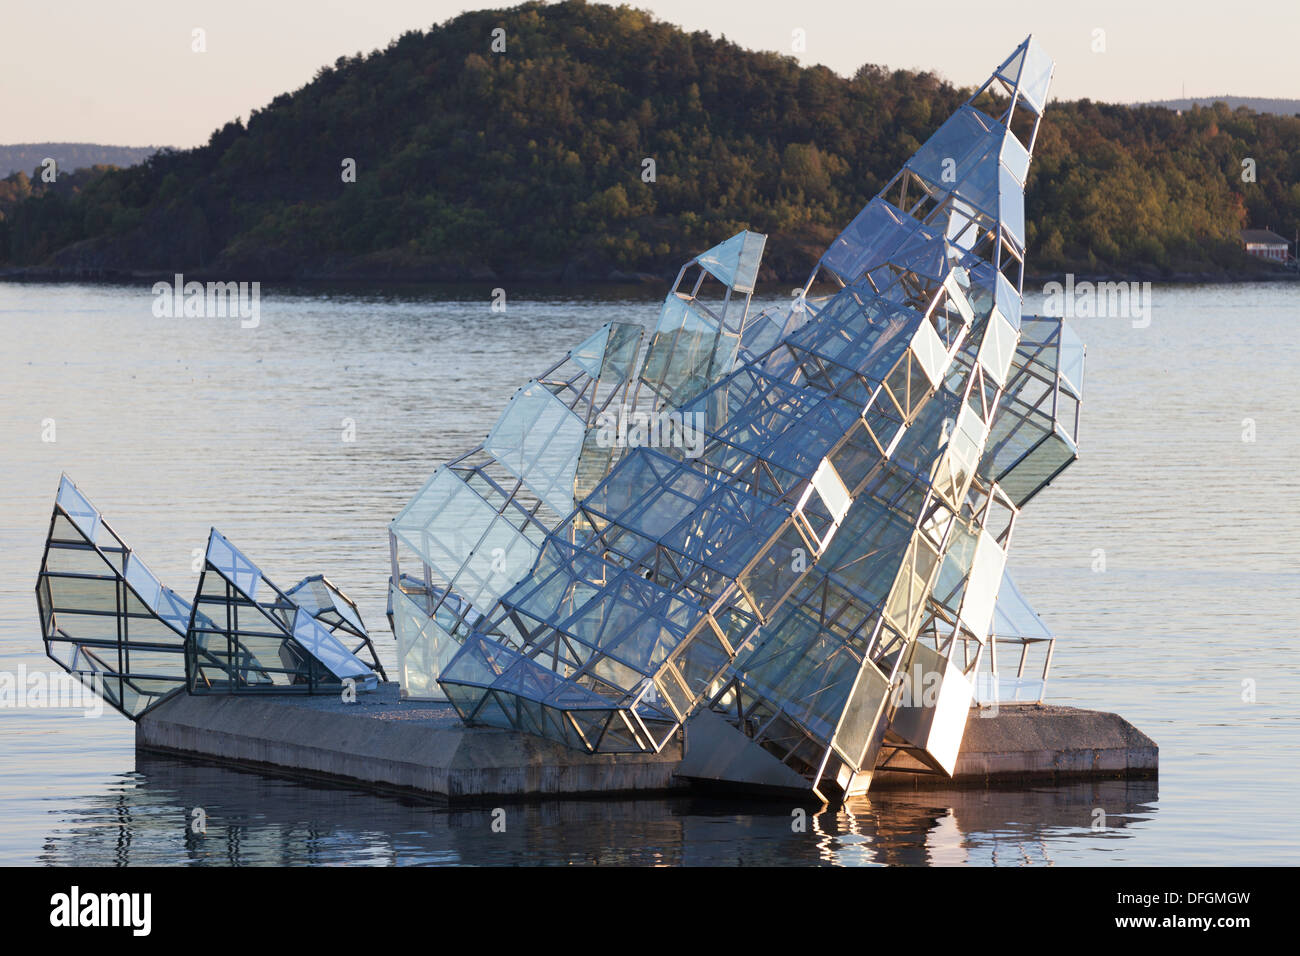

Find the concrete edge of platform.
xmin=134 ymin=690 xmax=1156 ymax=802
xmin=872 ymin=703 xmax=1159 ymax=789
xmin=134 ymin=688 xmax=686 ymax=803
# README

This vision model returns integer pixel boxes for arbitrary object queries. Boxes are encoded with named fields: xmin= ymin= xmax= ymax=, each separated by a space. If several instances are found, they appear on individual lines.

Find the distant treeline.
xmin=0 ymin=143 xmax=161 ymax=179
xmin=1141 ymin=97 xmax=1300 ymax=118
xmin=1 ymin=1 xmax=1296 ymax=283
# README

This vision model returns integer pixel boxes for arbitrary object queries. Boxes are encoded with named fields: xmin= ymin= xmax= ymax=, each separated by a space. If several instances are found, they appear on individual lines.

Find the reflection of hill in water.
xmin=38 ymin=753 xmax=1157 ymax=866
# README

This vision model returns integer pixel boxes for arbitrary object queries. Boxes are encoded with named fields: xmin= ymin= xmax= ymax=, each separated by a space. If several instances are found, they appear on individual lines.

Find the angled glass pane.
xmin=992 ymin=570 xmax=1053 ymax=641
xmin=1016 ymin=39 xmax=1054 ymax=113
xmin=38 ymin=478 xmax=189 ymax=720
xmin=696 ymin=230 xmax=766 ymax=294
xmin=485 ymin=380 xmax=585 ymax=518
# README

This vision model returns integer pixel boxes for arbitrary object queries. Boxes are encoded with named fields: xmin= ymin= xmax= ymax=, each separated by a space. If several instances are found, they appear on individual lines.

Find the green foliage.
xmin=2 ymin=1 xmax=1296 ymax=279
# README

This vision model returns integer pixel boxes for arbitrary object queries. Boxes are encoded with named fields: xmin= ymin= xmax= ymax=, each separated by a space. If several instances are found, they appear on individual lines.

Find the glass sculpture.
xmin=393 ymin=37 xmax=1082 ymax=798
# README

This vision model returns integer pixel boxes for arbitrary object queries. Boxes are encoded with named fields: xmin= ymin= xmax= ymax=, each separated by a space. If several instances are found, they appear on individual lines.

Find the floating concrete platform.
xmin=871 ymin=703 xmax=1159 ymax=789
xmin=135 ymin=683 xmax=1156 ymax=802
xmin=135 ymin=683 xmax=682 ymax=800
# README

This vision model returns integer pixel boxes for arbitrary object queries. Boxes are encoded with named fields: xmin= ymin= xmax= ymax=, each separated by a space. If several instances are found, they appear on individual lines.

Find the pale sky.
xmin=3 ymin=0 xmax=1296 ymax=148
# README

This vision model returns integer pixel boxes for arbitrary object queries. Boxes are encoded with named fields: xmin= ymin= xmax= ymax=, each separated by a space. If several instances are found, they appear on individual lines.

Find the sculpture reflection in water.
xmin=36 ymin=753 xmax=1154 ymax=867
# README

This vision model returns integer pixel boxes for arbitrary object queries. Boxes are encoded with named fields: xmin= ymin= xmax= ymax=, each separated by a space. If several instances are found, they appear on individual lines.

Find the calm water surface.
xmin=1 ymin=280 xmax=1296 ymax=865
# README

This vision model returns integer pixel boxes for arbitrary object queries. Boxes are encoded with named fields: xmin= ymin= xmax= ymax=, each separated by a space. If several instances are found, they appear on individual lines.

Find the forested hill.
xmin=2 ymin=0 xmax=1297 ymax=283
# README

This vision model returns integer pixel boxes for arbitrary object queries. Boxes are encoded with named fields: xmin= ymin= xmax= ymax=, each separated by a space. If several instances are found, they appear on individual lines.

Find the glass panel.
xmin=958 ymin=530 xmax=1007 ymax=642
xmin=391 ymin=468 xmax=541 ymax=610
xmin=640 ymin=296 xmax=732 ymax=407
xmin=206 ymin=531 xmax=259 ymax=599
xmin=977 ymin=309 xmax=1019 ymax=387
xmin=57 ymin=476 xmax=103 ymax=544
xmin=1000 ymin=132 xmax=1031 ymax=184
xmin=832 ymin=660 xmax=889 ymax=767
xmin=995 ymin=425 xmax=1077 ymax=507
xmin=999 ymin=163 xmax=1026 ymax=249
xmin=905 ymin=106 xmax=1000 ymax=214
xmin=992 ymin=569 xmax=1053 ymax=641
xmin=696 ymin=230 xmax=766 ymax=294
xmin=1016 ymin=39 xmax=1055 ymax=112
xmin=810 ymin=458 xmax=852 ymax=526
xmin=123 ymin=553 xmax=162 ymax=609
xmin=910 ymin=319 xmax=949 ymax=387
xmin=820 ymin=199 xmax=907 ymax=283
xmin=570 ymin=323 xmax=611 ymax=379
xmin=995 ymin=270 xmax=1022 ymax=329
xmin=484 ymin=380 xmax=585 ymax=518
xmin=1058 ymin=318 xmax=1086 ymax=398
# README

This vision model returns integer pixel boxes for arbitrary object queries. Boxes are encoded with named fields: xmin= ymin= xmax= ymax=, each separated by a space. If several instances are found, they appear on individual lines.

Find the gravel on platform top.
xmin=264 ymin=682 xmax=471 ymax=729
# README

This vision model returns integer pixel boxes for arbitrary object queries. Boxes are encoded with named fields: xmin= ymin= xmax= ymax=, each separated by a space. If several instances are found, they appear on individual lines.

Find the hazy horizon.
xmin=3 ymin=0 xmax=1298 ymax=149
